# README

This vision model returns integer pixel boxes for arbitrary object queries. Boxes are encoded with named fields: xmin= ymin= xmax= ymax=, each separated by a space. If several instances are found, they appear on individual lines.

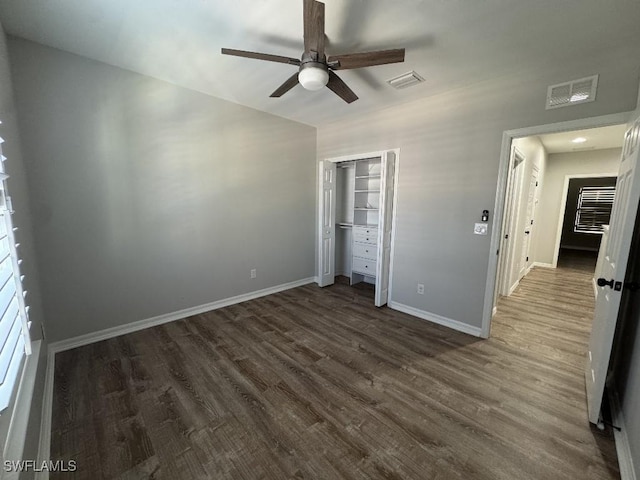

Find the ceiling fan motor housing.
xmin=298 ymin=52 xmax=329 ymax=91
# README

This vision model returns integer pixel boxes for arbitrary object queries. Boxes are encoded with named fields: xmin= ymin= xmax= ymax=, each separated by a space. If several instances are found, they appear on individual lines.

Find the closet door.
xmin=318 ymin=161 xmax=337 ymax=287
xmin=375 ymin=151 xmax=396 ymax=306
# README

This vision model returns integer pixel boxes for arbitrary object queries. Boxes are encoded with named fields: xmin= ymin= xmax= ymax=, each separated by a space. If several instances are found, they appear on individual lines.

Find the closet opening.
xmin=317 ymin=150 xmax=398 ymax=307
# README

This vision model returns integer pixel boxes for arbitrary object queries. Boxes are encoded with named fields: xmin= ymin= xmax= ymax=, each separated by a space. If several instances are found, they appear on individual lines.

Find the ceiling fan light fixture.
xmin=298 ymin=65 xmax=329 ymax=91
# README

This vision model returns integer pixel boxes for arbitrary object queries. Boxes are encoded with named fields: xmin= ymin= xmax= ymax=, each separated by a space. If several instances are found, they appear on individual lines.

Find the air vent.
xmin=387 ymin=71 xmax=425 ymax=90
xmin=546 ymin=74 xmax=598 ymax=110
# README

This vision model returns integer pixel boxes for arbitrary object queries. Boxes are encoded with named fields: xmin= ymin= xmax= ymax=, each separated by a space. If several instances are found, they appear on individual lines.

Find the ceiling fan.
xmin=221 ymin=0 xmax=405 ymax=103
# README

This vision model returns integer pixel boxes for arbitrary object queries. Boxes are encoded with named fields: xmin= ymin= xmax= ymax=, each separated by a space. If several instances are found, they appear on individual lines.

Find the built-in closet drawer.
xmin=352 ymin=257 xmax=376 ymax=276
xmin=353 ymin=243 xmax=377 ymax=260
xmin=353 ymin=226 xmax=377 ymax=244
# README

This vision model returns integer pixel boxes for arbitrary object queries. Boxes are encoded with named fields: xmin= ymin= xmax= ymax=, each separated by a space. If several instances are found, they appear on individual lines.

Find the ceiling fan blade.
xmin=328 ymin=48 xmax=405 ymax=70
xmin=326 ymin=71 xmax=358 ymax=104
xmin=303 ymin=0 xmax=325 ymax=58
xmin=270 ymin=73 xmax=300 ymax=98
xmin=221 ymin=48 xmax=300 ymax=66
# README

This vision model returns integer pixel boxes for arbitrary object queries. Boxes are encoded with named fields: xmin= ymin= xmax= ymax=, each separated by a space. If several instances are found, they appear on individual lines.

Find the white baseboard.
xmin=35 ymin=348 xmax=56 ymax=480
xmin=492 ymin=306 xmax=497 ymax=317
xmin=36 ymin=277 xmax=315 ymax=479
xmin=388 ymin=301 xmax=483 ymax=337
xmin=49 ymin=277 xmax=315 ymax=354
xmin=3 ymin=341 xmax=42 ymax=480
xmin=532 ymin=262 xmax=554 ymax=269
xmin=508 ymin=280 xmax=520 ymax=296
xmin=609 ymin=388 xmax=637 ymax=480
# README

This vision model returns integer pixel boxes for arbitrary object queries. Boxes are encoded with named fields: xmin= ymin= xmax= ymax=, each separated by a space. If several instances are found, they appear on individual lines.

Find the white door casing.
xmin=318 ymin=161 xmax=336 ymax=287
xmin=586 ymin=111 xmax=640 ymax=425
xmin=519 ymin=166 xmax=539 ymax=279
xmin=505 ymin=149 xmax=526 ymax=295
xmin=375 ymin=151 xmax=396 ymax=307
xmin=497 ymin=148 xmax=521 ymax=296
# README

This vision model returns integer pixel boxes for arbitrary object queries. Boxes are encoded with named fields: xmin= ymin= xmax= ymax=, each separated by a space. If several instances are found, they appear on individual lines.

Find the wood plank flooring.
xmin=51 ymin=266 xmax=620 ymax=479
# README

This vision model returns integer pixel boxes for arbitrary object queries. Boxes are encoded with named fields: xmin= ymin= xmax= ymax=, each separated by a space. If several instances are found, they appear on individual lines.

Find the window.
xmin=574 ymin=185 xmax=616 ymax=234
xmin=0 ymin=131 xmax=31 ymax=413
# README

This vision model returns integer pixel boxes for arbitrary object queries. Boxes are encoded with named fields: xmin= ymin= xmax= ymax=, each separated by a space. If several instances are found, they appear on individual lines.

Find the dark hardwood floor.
xmin=51 ymin=267 xmax=620 ymax=479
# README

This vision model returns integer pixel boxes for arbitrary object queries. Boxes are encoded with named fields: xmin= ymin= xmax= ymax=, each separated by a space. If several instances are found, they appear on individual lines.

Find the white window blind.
xmin=0 ymin=132 xmax=31 ymax=413
xmin=574 ymin=185 xmax=616 ymax=234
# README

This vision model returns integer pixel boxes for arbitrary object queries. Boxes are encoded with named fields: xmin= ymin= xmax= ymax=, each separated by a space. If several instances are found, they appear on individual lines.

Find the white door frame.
xmin=524 ymin=164 xmax=541 ymax=276
xmin=551 ymin=173 xmax=618 ymax=268
xmin=481 ymin=111 xmax=632 ymax=338
xmin=317 ymin=148 xmax=401 ymax=302
xmin=498 ymin=147 xmax=526 ymax=296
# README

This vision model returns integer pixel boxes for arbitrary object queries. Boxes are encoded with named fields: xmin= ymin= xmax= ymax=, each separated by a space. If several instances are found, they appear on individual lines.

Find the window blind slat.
xmin=575 ymin=185 xmax=616 ymax=234
xmin=0 ymin=255 xmax=13 ymax=288
xmin=0 ymin=142 xmax=30 ymax=413
xmin=0 ymin=316 xmax=22 ymax=385
xmin=0 ymin=335 xmax=24 ymax=411
xmin=0 ymin=298 xmax=19 ymax=350
xmin=0 ymin=273 xmax=17 ymax=317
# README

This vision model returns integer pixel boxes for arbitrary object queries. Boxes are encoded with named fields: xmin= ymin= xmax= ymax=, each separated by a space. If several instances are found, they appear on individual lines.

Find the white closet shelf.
xmin=354 ymin=189 xmax=381 ymax=193
xmin=337 ymin=222 xmax=353 ymax=228
xmin=354 ymin=207 xmax=379 ymax=211
xmin=355 ymin=174 xmax=381 ymax=179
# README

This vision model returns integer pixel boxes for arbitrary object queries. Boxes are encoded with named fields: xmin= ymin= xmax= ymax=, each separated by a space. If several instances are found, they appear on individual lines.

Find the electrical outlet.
xmin=417 ymin=283 xmax=424 ymax=295
xmin=250 ymin=268 xmax=257 ymax=279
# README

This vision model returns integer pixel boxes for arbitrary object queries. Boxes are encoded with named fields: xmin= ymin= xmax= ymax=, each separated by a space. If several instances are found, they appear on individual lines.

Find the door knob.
xmin=597 ymin=278 xmax=615 ymax=288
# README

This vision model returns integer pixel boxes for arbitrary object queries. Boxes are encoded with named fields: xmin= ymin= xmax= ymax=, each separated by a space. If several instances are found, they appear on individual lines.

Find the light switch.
xmin=474 ymin=223 xmax=488 ymax=235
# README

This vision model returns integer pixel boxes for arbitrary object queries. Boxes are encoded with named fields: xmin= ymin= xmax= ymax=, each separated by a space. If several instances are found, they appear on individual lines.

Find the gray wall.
xmin=535 ymin=148 xmax=621 ymax=265
xmin=0 ymin=23 xmax=47 ymax=477
xmin=8 ymin=37 xmax=317 ymax=342
xmin=317 ymin=50 xmax=639 ymax=330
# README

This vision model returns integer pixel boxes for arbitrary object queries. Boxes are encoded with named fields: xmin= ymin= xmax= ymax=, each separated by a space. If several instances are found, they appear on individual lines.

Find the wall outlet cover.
xmin=474 ymin=223 xmax=488 ymax=235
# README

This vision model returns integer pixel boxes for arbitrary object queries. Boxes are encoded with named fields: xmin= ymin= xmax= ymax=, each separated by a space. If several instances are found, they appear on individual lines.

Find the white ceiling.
xmin=1 ymin=0 xmax=640 ymax=126
xmin=538 ymin=124 xmax=627 ymax=154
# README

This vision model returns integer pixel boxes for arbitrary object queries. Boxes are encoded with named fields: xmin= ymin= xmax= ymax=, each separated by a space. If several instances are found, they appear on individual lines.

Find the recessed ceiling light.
xmin=572 ymin=137 xmax=587 ymax=144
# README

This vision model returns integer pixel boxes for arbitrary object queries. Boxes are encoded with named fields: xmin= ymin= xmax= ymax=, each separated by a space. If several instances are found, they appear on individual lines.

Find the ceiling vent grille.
xmin=387 ymin=71 xmax=425 ymax=90
xmin=546 ymin=74 xmax=598 ymax=110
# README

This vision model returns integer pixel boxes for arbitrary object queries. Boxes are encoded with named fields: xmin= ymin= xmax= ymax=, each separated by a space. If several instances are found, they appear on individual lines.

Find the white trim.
xmin=388 ymin=301 xmax=483 ymax=337
xmin=49 ymin=277 xmax=315 ymax=354
xmin=386 ymin=149 xmax=401 ymax=306
xmin=492 ymin=306 xmax=497 ymax=317
xmin=499 ymin=147 xmax=526 ymax=297
xmin=532 ymin=262 xmax=554 ymax=269
xmin=35 ymin=348 xmax=55 ymax=480
xmin=551 ymin=172 xmax=618 ymax=268
xmin=508 ymin=279 xmax=520 ymax=296
xmin=323 ymin=150 xmax=389 ymax=164
xmin=609 ymin=387 xmax=637 ymax=480
xmin=3 ymin=340 xmax=42 ymax=480
xmin=482 ymin=111 xmax=633 ymax=339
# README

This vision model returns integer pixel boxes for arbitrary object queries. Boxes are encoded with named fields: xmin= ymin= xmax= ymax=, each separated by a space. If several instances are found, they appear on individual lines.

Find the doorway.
xmin=494 ymin=122 xmax=627 ymax=309
xmin=317 ymin=149 xmax=399 ymax=307
xmin=484 ymin=111 xmax=640 ymax=429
